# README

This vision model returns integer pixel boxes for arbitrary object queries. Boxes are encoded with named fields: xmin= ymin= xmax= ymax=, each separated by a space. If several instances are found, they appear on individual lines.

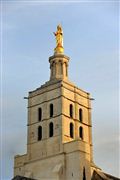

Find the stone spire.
xmin=49 ymin=25 xmax=69 ymax=80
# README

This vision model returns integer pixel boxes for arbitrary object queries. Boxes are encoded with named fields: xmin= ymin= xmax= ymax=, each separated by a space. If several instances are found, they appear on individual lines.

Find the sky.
xmin=1 ymin=1 xmax=119 ymax=180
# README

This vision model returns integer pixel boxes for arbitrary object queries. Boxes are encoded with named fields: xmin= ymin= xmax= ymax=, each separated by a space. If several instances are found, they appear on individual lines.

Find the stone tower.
xmin=13 ymin=25 xmax=101 ymax=180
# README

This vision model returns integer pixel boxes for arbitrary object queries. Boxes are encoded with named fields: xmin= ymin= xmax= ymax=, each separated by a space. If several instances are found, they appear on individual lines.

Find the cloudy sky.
xmin=1 ymin=1 xmax=119 ymax=180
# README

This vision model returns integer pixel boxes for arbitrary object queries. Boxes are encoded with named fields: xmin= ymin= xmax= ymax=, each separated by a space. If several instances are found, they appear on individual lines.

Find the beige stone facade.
xmin=14 ymin=53 xmax=102 ymax=180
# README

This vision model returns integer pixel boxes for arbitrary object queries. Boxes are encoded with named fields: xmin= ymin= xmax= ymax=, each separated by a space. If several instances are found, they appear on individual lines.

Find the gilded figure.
xmin=54 ymin=25 xmax=64 ymax=53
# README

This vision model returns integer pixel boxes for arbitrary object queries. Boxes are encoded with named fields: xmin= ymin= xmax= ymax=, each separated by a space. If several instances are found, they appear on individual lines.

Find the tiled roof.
xmin=92 ymin=170 xmax=120 ymax=180
xmin=12 ymin=176 xmax=36 ymax=180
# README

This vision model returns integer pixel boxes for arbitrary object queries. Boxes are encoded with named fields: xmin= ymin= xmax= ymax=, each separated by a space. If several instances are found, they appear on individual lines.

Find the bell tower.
xmin=13 ymin=25 xmax=99 ymax=180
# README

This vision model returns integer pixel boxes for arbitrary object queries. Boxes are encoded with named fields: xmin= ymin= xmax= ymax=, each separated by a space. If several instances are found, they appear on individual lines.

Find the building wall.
xmin=15 ymin=153 xmax=65 ymax=180
xmin=65 ymin=151 xmax=91 ymax=180
xmin=27 ymin=81 xmax=63 ymax=161
xmin=14 ymin=80 xmax=94 ymax=180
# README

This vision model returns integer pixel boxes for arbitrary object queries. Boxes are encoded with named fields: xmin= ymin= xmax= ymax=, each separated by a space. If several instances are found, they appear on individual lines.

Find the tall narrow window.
xmin=79 ymin=108 xmax=83 ymax=122
xmin=49 ymin=122 xmax=54 ymax=137
xmin=50 ymin=104 xmax=53 ymax=117
xmin=70 ymin=123 xmax=74 ymax=138
xmin=83 ymin=167 xmax=86 ymax=180
xmin=38 ymin=126 xmax=42 ymax=141
xmin=70 ymin=104 xmax=73 ymax=118
xmin=38 ymin=108 xmax=42 ymax=121
xmin=79 ymin=126 xmax=83 ymax=140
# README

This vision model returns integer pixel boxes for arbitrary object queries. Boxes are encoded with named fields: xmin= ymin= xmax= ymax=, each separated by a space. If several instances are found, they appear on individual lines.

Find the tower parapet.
xmin=49 ymin=54 xmax=69 ymax=80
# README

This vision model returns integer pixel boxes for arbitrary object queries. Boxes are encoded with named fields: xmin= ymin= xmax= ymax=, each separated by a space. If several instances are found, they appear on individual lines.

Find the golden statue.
xmin=54 ymin=24 xmax=64 ymax=54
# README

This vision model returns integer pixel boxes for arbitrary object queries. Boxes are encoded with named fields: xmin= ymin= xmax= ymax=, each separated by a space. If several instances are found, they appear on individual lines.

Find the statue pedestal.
xmin=54 ymin=45 xmax=64 ymax=54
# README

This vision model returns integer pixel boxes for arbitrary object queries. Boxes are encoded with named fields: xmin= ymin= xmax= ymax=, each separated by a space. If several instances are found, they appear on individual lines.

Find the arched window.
xmin=83 ymin=167 xmax=86 ymax=180
xmin=38 ymin=126 xmax=42 ymax=141
xmin=70 ymin=104 xmax=73 ymax=118
xmin=38 ymin=108 xmax=42 ymax=121
xmin=49 ymin=122 xmax=54 ymax=137
xmin=50 ymin=104 xmax=53 ymax=117
xmin=79 ymin=126 xmax=83 ymax=140
xmin=79 ymin=108 xmax=83 ymax=122
xmin=70 ymin=123 xmax=74 ymax=138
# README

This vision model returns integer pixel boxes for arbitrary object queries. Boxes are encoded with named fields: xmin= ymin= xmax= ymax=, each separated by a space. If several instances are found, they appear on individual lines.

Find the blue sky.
xmin=1 ymin=1 xmax=119 ymax=179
